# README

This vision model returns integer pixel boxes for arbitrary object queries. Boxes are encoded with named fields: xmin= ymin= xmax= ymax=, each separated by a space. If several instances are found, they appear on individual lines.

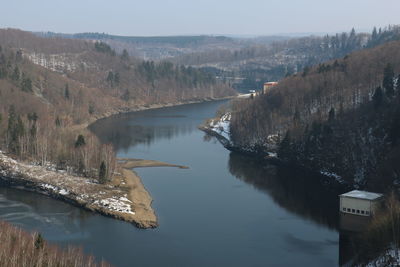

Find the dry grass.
xmin=0 ymin=221 xmax=111 ymax=267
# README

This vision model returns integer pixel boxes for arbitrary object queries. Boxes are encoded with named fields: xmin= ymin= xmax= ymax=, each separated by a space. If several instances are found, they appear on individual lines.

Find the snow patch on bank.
xmin=320 ymin=170 xmax=344 ymax=183
xmin=93 ymin=197 xmax=135 ymax=215
xmin=0 ymin=151 xmax=135 ymax=219
xmin=209 ymin=112 xmax=231 ymax=141
xmin=362 ymin=246 xmax=400 ymax=267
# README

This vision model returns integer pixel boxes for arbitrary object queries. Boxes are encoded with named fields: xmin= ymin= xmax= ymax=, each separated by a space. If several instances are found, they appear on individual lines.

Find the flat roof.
xmin=340 ymin=190 xmax=383 ymax=200
xmin=264 ymin=82 xmax=278 ymax=85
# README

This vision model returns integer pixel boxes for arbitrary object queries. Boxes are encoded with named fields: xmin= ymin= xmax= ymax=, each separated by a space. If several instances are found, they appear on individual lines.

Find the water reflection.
xmin=228 ymin=152 xmax=340 ymax=229
xmin=0 ymin=100 xmax=344 ymax=266
xmin=90 ymin=114 xmax=195 ymax=153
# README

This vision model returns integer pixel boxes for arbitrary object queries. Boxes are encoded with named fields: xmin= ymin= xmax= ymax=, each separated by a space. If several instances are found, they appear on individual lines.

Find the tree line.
xmin=228 ymin=39 xmax=400 ymax=188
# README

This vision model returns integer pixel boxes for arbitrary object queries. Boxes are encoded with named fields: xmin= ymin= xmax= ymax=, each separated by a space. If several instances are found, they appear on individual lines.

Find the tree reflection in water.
xmin=228 ymin=152 xmax=341 ymax=230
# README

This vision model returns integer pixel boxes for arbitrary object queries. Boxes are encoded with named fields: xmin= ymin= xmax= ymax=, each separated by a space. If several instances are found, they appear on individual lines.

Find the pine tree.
xmin=11 ymin=66 xmax=20 ymax=81
xmin=397 ymin=74 xmax=400 ymax=95
xmin=390 ymin=107 xmax=400 ymax=145
xmin=75 ymin=134 xmax=86 ymax=148
xmin=64 ymin=84 xmax=70 ymax=99
xmin=328 ymin=107 xmax=335 ymax=122
xmin=278 ymin=131 xmax=292 ymax=160
xmin=55 ymin=116 xmax=61 ymax=127
xmin=107 ymin=71 xmax=114 ymax=86
xmin=121 ymin=49 xmax=129 ymax=61
xmin=21 ymin=77 xmax=32 ymax=92
xmin=371 ymin=27 xmax=378 ymax=45
xmin=373 ymin=86 xmax=384 ymax=108
xmin=34 ymin=233 xmax=45 ymax=250
xmin=99 ymin=161 xmax=107 ymax=184
xmin=114 ymin=72 xmax=120 ymax=85
xmin=383 ymin=63 xmax=395 ymax=98
xmin=7 ymin=105 xmax=17 ymax=151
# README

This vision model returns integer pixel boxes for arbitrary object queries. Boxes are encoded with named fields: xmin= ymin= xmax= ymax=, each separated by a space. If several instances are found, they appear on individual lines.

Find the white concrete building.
xmin=339 ymin=190 xmax=383 ymax=216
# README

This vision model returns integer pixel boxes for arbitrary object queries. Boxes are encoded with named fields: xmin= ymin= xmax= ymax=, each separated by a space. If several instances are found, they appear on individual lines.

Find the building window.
xmin=352 ymin=209 xmax=355 ymax=213
xmin=361 ymin=210 xmax=365 ymax=214
xmin=356 ymin=210 xmax=360 ymax=214
xmin=343 ymin=208 xmax=346 ymax=211
xmin=347 ymin=208 xmax=351 ymax=212
xmin=366 ymin=211 xmax=370 ymax=215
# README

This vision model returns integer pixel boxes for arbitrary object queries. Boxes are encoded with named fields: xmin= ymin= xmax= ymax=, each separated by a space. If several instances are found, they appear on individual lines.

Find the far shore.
xmin=77 ymin=95 xmax=236 ymax=131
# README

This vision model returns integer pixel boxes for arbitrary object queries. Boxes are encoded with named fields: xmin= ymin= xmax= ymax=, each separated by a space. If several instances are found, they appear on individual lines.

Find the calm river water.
xmin=0 ymin=100 xmax=342 ymax=266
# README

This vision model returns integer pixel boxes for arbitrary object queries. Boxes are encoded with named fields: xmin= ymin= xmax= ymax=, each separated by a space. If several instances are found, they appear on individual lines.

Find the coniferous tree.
xmin=55 ymin=116 xmax=61 ymax=127
xmin=390 ymin=107 xmax=400 ymax=145
xmin=383 ymin=63 xmax=395 ymax=98
xmin=121 ymin=49 xmax=129 ymax=60
xmin=11 ymin=66 xmax=20 ymax=81
xmin=7 ymin=105 xmax=17 ymax=151
xmin=114 ymin=72 xmax=120 ymax=85
xmin=88 ymin=104 xmax=95 ymax=114
xmin=27 ymin=112 xmax=38 ymax=122
xmin=21 ymin=77 xmax=32 ymax=92
xmin=278 ymin=131 xmax=292 ymax=160
xmin=106 ymin=71 xmax=114 ymax=86
xmin=64 ymin=84 xmax=70 ymax=99
xmin=370 ymin=27 xmax=378 ymax=47
xmin=397 ymin=74 xmax=400 ymax=95
xmin=328 ymin=107 xmax=335 ymax=122
xmin=99 ymin=161 xmax=107 ymax=184
xmin=373 ymin=86 xmax=384 ymax=108
xmin=34 ymin=233 xmax=45 ymax=250
xmin=75 ymin=134 xmax=86 ymax=148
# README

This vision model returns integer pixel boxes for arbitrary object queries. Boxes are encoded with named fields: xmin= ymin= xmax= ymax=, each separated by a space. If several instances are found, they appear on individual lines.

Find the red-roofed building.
xmin=263 ymin=82 xmax=278 ymax=94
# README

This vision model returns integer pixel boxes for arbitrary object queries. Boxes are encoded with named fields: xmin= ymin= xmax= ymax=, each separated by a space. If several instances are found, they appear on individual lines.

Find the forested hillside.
xmin=36 ymin=32 xmax=245 ymax=60
xmin=228 ymin=38 xmax=400 ymax=189
xmin=0 ymin=28 xmax=235 ymax=182
xmin=175 ymin=26 xmax=400 ymax=92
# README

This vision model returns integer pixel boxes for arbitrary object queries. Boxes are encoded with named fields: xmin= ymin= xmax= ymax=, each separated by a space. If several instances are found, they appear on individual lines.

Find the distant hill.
xmin=172 ymin=25 xmax=400 ymax=93
xmin=0 ymin=28 xmax=235 ymax=176
xmin=34 ymin=31 xmax=245 ymax=60
xmin=36 ymin=32 xmax=233 ymax=46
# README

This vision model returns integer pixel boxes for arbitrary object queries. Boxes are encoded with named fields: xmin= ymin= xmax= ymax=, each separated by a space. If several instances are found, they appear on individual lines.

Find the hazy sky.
xmin=1 ymin=0 xmax=399 ymax=36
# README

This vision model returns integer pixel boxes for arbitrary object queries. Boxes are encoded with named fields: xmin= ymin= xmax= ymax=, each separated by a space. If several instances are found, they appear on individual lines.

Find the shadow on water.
xmin=89 ymin=105 xmax=213 ymax=153
xmin=227 ymin=152 xmax=340 ymax=230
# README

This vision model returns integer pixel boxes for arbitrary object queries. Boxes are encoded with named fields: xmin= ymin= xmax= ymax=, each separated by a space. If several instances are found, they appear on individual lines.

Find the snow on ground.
xmin=0 ymin=151 xmax=134 ymax=216
xmin=94 ymin=197 xmax=135 ymax=215
xmin=363 ymin=247 xmax=400 ymax=267
xmin=209 ymin=113 xmax=232 ymax=141
xmin=206 ymin=113 xmax=280 ymax=155
xmin=320 ymin=170 xmax=345 ymax=183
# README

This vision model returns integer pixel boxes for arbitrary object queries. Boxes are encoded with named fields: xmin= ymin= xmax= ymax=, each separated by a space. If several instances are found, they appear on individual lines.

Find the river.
xmin=0 ymin=100 xmax=341 ymax=266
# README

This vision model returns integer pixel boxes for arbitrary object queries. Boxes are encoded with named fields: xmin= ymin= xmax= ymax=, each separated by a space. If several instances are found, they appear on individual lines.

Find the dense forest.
xmin=0 ymin=28 xmax=235 ymax=183
xmin=176 ymin=26 xmax=400 ymax=92
xmin=228 ymin=34 xmax=400 ymax=189
xmin=36 ymin=31 xmax=244 ymax=60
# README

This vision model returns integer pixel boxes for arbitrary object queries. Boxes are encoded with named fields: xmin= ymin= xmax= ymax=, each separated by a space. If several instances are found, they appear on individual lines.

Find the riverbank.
xmin=78 ymin=96 xmax=236 ymax=131
xmin=199 ymin=123 xmax=348 ymax=190
xmin=0 ymin=151 xmax=188 ymax=228
xmin=0 ymin=97 xmax=228 ymax=228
